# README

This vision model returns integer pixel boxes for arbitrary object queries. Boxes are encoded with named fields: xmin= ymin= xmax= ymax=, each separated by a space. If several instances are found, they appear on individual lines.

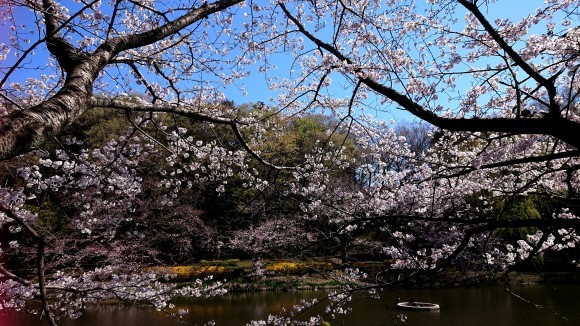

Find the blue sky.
xmin=218 ymin=0 xmax=554 ymax=123
xmin=0 ymin=0 xmax=563 ymax=124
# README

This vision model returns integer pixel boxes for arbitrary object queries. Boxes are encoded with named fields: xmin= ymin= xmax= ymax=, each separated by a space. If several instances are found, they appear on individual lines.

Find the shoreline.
xmin=153 ymin=258 xmax=580 ymax=293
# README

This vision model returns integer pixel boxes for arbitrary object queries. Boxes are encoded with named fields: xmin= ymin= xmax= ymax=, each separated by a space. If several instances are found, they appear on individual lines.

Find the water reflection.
xmin=3 ymin=285 xmax=579 ymax=325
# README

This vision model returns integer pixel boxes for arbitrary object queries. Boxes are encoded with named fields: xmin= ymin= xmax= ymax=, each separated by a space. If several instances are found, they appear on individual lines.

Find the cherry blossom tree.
xmin=1 ymin=0 xmax=580 ymax=325
xmin=0 ymin=0 xmax=252 ymax=324
xmin=263 ymin=0 xmax=580 ymax=288
xmin=245 ymin=0 xmax=579 ymax=283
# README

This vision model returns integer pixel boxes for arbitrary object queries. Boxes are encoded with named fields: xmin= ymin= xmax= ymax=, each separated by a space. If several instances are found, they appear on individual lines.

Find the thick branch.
xmin=435 ymin=150 xmax=580 ymax=179
xmin=0 ymin=91 xmax=93 ymax=160
xmin=280 ymin=3 xmax=580 ymax=149
xmin=92 ymin=97 xmax=295 ymax=170
xmin=457 ymin=0 xmax=559 ymax=115
xmin=91 ymin=98 xmax=235 ymax=125
xmin=42 ymin=0 xmax=96 ymax=74
xmin=0 ymin=1 xmax=241 ymax=161
xmin=0 ymin=0 xmax=100 ymax=89
xmin=101 ymin=0 xmax=243 ymax=56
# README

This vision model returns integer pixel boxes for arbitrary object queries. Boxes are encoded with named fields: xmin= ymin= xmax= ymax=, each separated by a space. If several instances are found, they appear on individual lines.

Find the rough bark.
xmin=0 ymin=0 xmax=243 ymax=161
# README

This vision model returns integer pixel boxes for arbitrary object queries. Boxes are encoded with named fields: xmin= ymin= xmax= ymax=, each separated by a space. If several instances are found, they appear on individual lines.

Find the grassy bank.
xmin=148 ymin=258 xmax=580 ymax=292
xmin=148 ymin=258 xmax=366 ymax=291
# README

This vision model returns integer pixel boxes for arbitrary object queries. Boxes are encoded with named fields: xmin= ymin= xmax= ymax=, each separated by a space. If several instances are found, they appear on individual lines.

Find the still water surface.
xmin=3 ymin=284 xmax=579 ymax=325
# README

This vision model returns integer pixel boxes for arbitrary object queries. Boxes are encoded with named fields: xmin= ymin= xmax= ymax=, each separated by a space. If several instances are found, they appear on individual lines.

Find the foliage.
xmin=266 ymin=261 xmax=308 ymax=275
xmin=149 ymin=265 xmax=228 ymax=281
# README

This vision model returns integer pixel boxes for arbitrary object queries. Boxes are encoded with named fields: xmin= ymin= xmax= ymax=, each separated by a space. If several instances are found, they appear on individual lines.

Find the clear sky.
xmin=218 ymin=0 xmax=553 ymax=123
xmin=0 ymin=0 xmax=560 ymax=124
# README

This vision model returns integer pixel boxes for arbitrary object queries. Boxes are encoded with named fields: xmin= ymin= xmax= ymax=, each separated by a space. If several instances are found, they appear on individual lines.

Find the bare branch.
xmin=0 ymin=264 xmax=31 ymax=286
xmin=90 ymin=97 xmax=235 ymax=125
xmin=0 ymin=203 xmax=43 ymax=242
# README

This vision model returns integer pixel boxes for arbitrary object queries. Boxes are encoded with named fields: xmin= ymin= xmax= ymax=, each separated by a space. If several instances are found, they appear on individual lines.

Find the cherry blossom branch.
xmin=91 ymin=97 xmax=235 ymax=124
xmin=434 ymin=150 xmax=580 ymax=179
xmin=102 ymin=0 xmax=243 ymax=55
xmin=347 ymin=213 xmax=580 ymax=235
xmin=0 ymin=199 xmax=55 ymax=324
xmin=457 ymin=0 xmax=560 ymax=116
xmin=0 ymin=0 xmax=100 ymax=89
xmin=417 ymin=215 xmax=580 ymax=230
xmin=279 ymin=2 xmax=580 ymax=149
xmin=520 ymin=228 xmax=553 ymax=266
xmin=430 ymin=226 xmax=485 ymax=272
xmin=0 ymin=0 xmax=243 ymax=161
xmin=126 ymin=62 xmax=162 ymax=103
xmin=229 ymin=121 xmax=295 ymax=171
xmin=152 ymin=63 xmax=182 ymax=101
xmin=91 ymin=97 xmax=296 ymax=170
xmin=127 ymin=0 xmax=173 ymax=24
xmin=126 ymin=116 xmax=174 ymax=154
xmin=0 ymin=203 xmax=43 ymax=242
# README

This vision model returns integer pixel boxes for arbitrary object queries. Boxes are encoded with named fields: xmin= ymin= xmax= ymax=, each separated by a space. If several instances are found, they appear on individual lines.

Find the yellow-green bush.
xmin=150 ymin=265 xmax=227 ymax=281
xmin=266 ymin=261 xmax=308 ymax=275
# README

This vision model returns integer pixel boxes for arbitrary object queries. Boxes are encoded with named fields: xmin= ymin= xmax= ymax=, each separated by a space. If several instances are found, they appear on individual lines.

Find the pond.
xmin=3 ymin=284 xmax=579 ymax=325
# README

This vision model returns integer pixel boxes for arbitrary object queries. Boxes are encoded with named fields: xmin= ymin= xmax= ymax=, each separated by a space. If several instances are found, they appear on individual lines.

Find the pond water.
xmin=3 ymin=284 xmax=579 ymax=325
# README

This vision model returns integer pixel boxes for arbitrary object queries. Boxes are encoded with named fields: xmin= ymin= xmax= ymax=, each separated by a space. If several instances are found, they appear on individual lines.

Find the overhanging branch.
xmin=279 ymin=2 xmax=580 ymax=149
xmin=91 ymin=97 xmax=235 ymax=125
xmin=91 ymin=97 xmax=296 ymax=171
